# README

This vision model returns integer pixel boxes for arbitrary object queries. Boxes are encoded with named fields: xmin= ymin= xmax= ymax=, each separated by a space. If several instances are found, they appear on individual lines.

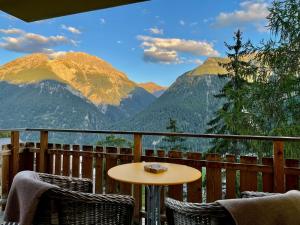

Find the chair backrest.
xmin=38 ymin=173 xmax=93 ymax=193
xmin=33 ymin=188 xmax=135 ymax=225
xmin=165 ymin=198 xmax=235 ymax=225
xmin=4 ymin=172 xmax=134 ymax=225
xmin=36 ymin=173 xmax=134 ymax=225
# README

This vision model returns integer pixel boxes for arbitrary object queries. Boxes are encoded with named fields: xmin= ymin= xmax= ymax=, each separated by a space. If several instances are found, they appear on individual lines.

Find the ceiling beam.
xmin=0 ymin=0 xmax=149 ymax=22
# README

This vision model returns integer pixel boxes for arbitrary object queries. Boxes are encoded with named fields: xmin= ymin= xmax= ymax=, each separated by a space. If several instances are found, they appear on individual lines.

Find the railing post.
xmin=39 ymin=131 xmax=48 ymax=173
xmin=133 ymin=133 xmax=142 ymax=224
xmin=1 ymin=145 xmax=11 ymax=210
xmin=273 ymin=141 xmax=285 ymax=193
xmin=11 ymin=131 xmax=20 ymax=177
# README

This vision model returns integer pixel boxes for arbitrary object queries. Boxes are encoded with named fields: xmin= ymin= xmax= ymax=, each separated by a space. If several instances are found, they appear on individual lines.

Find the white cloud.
xmin=48 ymin=51 xmax=67 ymax=59
xmin=179 ymin=20 xmax=185 ymax=26
xmin=137 ymin=35 xmax=219 ymax=64
xmin=148 ymin=27 xmax=164 ymax=35
xmin=0 ymin=28 xmax=24 ymax=35
xmin=0 ymin=31 xmax=72 ymax=54
xmin=61 ymin=25 xmax=81 ymax=34
xmin=214 ymin=1 xmax=269 ymax=28
xmin=192 ymin=59 xmax=203 ymax=65
xmin=144 ymin=47 xmax=180 ymax=64
xmin=100 ymin=18 xmax=106 ymax=25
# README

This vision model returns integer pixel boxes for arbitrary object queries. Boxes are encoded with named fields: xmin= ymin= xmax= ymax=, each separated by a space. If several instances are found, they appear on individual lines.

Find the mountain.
xmin=105 ymin=87 xmax=157 ymax=122
xmin=0 ymin=52 xmax=152 ymax=106
xmin=112 ymin=57 xmax=228 ymax=149
xmin=186 ymin=55 xmax=253 ymax=77
xmin=138 ymin=82 xmax=167 ymax=97
xmin=0 ymin=52 xmax=156 ymax=124
xmin=187 ymin=57 xmax=229 ymax=76
xmin=0 ymin=80 xmax=108 ymax=143
xmin=0 ymin=53 xmax=231 ymax=147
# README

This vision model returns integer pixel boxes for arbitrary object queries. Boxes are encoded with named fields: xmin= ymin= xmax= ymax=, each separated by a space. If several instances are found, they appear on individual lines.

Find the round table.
xmin=108 ymin=162 xmax=201 ymax=225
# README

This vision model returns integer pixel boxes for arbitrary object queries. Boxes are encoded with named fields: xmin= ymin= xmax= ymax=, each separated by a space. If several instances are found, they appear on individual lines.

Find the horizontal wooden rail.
xmin=2 ymin=128 xmax=300 ymax=141
xmin=285 ymin=167 xmax=300 ymax=175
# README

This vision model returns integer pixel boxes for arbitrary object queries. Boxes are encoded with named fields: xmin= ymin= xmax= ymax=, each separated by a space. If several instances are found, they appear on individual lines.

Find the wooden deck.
xmin=1 ymin=128 xmax=300 ymax=223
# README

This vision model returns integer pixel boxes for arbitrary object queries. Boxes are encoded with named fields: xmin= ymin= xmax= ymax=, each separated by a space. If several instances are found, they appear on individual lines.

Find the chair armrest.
xmin=241 ymin=191 xmax=279 ymax=198
xmin=165 ymin=197 xmax=227 ymax=217
xmin=38 ymin=173 xmax=93 ymax=193
xmin=165 ymin=198 xmax=234 ymax=225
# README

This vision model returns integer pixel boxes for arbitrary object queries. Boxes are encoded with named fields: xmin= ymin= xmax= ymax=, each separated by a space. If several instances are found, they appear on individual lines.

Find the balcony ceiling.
xmin=0 ymin=0 xmax=149 ymax=22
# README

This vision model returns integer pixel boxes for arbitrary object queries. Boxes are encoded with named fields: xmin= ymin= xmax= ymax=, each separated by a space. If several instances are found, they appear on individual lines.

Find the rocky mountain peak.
xmin=138 ymin=82 xmax=167 ymax=94
xmin=187 ymin=57 xmax=229 ymax=77
xmin=0 ymin=52 xmax=136 ymax=105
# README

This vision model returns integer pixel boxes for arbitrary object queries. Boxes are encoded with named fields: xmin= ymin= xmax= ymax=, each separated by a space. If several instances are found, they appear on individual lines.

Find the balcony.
xmin=1 ymin=128 xmax=300 ymax=224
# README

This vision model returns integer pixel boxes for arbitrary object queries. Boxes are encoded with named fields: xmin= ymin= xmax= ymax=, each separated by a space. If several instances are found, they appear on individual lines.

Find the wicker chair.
xmin=38 ymin=173 xmax=93 ymax=193
xmin=165 ymin=192 xmax=276 ymax=225
xmin=3 ymin=173 xmax=135 ymax=225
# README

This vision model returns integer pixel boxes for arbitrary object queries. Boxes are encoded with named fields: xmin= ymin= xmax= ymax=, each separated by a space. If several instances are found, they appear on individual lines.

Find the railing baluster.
xmin=105 ymin=147 xmax=118 ymax=193
xmin=133 ymin=133 xmax=142 ymax=224
xmin=273 ymin=141 xmax=285 ymax=193
xmin=23 ymin=142 xmax=34 ymax=171
xmin=187 ymin=152 xmax=202 ymax=202
xmin=262 ymin=157 xmax=274 ymax=192
xmin=285 ymin=159 xmax=299 ymax=191
xmin=119 ymin=147 xmax=133 ymax=195
xmin=11 ymin=131 xmax=19 ymax=177
xmin=206 ymin=153 xmax=222 ymax=202
xmin=225 ymin=154 xmax=236 ymax=199
xmin=168 ymin=150 xmax=183 ymax=201
xmin=62 ymin=144 xmax=71 ymax=176
xmin=95 ymin=146 xmax=104 ymax=193
xmin=240 ymin=156 xmax=258 ymax=192
xmin=1 ymin=144 xmax=11 ymax=209
xmin=82 ymin=145 xmax=93 ymax=180
xmin=48 ymin=143 xmax=54 ymax=174
xmin=54 ymin=144 xmax=62 ymax=175
xmin=39 ymin=131 xmax=48 ymax=173
xmin=72 ymin=145 xmax=80 ymax=177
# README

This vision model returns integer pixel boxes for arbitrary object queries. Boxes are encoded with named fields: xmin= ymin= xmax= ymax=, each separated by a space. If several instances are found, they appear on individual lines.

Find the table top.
xmin=108 ymin=162 xmax=201 ymax=186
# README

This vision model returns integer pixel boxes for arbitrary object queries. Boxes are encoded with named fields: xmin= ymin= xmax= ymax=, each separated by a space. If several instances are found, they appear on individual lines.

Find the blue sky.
xmin=0 ymin=0 xmax=271 ymax=86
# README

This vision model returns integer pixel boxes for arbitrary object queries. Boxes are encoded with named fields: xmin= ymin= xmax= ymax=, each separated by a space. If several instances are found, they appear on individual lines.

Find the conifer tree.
xmin=247 ymin=0 xmax=300 ymax=157
xmin=160 ymin=118 xmax=186 ymax=150
xmin=206 ymin=30 xmax=257 ymax=155
xmin=253 ymin=0 xmax=300 ymax=137
xmin=96 ymin=135 xmax=132 ymax=148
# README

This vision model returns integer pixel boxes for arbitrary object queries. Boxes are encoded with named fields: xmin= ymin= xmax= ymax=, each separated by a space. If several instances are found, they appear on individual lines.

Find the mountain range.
xmin=0 ymin=52 xmax=228 ymax=147
xmin=112 ymin=58 xmax=228 ymax=149
xmin=138 ymin=82 xmax=167 ymax=97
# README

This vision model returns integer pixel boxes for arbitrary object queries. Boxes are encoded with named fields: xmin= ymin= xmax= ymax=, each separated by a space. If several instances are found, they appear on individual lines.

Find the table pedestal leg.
xmin=146 ymin=185 xmax=161 ymax=225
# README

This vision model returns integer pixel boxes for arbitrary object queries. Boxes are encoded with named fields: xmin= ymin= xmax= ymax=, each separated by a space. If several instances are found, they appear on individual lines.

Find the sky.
xmin=0 ymin=0 xmax=272 ymax=86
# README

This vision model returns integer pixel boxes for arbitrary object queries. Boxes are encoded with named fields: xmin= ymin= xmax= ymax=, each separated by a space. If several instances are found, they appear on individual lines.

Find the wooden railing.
xmin=1 ymin=128 xmax=300 ymax=223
